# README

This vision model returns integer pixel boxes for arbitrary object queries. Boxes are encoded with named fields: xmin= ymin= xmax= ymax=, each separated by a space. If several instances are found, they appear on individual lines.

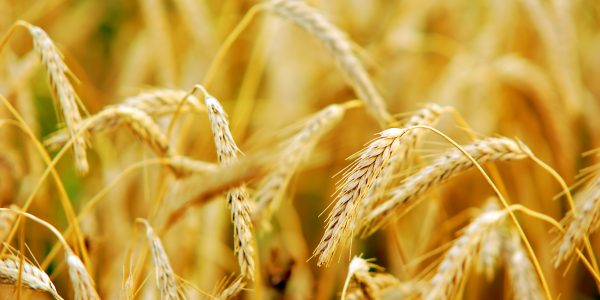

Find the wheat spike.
xmin=554 ymin=174 xmax=600 ymax=266
xmin=503 ymin=228 xmax=544 ymax=300
xmin=66 ymin=249 xmax=100 ymax=300
xmin=476 ymin=199 xmax=503 ymax=280
xmin=266 ymin=0 xmax=393 ymax=127
xmin=44 ymin=106 xmax=172 ymax=158
xmin=204 ymin=93 xmax=255 ymax=281
xmin=22 ymin=22 xmax=88 ymax=174
xmin=363 ymin=137 xmax=531 ymax=234
xmin=122 ymin=89 xmax=204 ymax=117
xmin=357 ymin=104 xmax=447 ymax=226
xmin=0 ymin=256 xmax=61 ymax=299
xmin=314 ymin=128 xmax=405 ymax=266
xmin=252 ymin=103 xmax=346 ymax=223
xmin=139 ymin=219 xmax=182 ymax=300
xmin=426 ymin=209 xmax=508 ymax=300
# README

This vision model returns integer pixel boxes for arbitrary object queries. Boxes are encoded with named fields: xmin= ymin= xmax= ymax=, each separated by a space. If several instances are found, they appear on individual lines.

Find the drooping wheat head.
xmin=363 ymin=137 xmax=532 ymax=235
xmin=314 ymin=128 xmax=405 ymax=266
xmin=204 ymin=93 xmax=255 ymax=281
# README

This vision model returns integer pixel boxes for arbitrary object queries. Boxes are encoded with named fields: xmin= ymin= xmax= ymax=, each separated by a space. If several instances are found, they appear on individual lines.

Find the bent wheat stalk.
xmin=314 ymin=128 xmax=405 ymax=266
xmin=265 ymin=0 xmax=393 ymax=127
xmin=363 ymin=137 xmax=531 ymax=234
xmin=122 ymin=89 xmax=204 ymax=117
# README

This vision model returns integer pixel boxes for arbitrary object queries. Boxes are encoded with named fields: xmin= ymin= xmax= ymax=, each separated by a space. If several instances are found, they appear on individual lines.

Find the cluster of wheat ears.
xmin=0 ymin=0 xmax=599 ymax=299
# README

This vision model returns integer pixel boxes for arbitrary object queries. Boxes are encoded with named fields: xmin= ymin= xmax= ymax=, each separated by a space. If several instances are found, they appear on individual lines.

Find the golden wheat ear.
xmin=363 ymin=137 xmax=532 ymax=235
xmin=426 ymin=208 xmax=508 ymax=300
xmin=203 ymin=91 xmax=256 ymax=281
xmin=265 ymin=0 xmax=393 ymax=127
xmin=0 ymin=256 xmax=62 ymax=299
xmin=10 ymin=21 xmax=89 ymax=174
xmin=314 ymin=128 xmax=406 ymax=266
xmin=137 ymin=219 xmax=183 ymax=300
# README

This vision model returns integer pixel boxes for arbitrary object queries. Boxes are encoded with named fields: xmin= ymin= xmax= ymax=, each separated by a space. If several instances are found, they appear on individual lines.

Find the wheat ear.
xmin=44 ymin=106 xmax=172 ymax=158
xmin=363 ymin=137 xmax=531 ymax=234
xmin=0 ymin=256 xmax=61 ymax=299
xmin=122 ymin=88 xmax=204 ymax=117
xmin=20 ymin=22 xmax=88 ymax=174
xmin=554 ymin=174 xmax=600 ymax=266
xmin=503 ymin=228 xmax=544 ymax=300
xmin=357 ymin=104 xmax=448 ymax=226
xmin=475 ymin=199 xmax=503 ymax=280
xmin=138 ymin=219 xmax=182 ymax=300
xmin=265 ymin=0 xmax=393 ymax=127
xmin=252 ymin=103 xmax=346 ymax=223
xmin=66 ymin=249 xmax=100 ymax=300
xmin=204 ymin=93 xmax=255 ymax=281
xmin=314 ymin=128 xmax=405 ymax=266
xmin=425 ymin=209 xmax=508 ymax=300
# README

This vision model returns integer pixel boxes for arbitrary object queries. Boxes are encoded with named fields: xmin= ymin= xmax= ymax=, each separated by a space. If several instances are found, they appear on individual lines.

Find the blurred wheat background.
xmin=1 ymin=0 xmax=600 ymax=299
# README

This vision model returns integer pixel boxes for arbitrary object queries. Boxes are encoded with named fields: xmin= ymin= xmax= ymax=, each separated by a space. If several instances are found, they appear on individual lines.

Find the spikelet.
xmin=554 ymin=174 xmax=600 ymax=266
xmin=21 ymin=22 xmax=88 ymax=174
xmin=252 ymin=103 xmax=346 ymax=223
xmin=364 ymin=137 xmax=531 ymax=234
xmin=425 ymin=209 xmax=508 ymax=300
xmin=139 ymin=219 xmax=182 ymax=300
xmin=0 ymin=257 xmax=61 ymax=299
xmin=66 ymin=249 xmax=100 ymax=300
xmin=265 ymin=0 xmax=393 ymax=127
xmin=314 ymin=128 xmax=405 ymax=266
xmin=122 ymin=89 xmax=204 ymax=117
xmin=0 ymin=205 xmax=17 ymax=241
xmin=204 ymin=93 xmax=255 ymax=281
xmin=475 ymin=199 xmax=503 ymax=280
xmin=214 ymin=276 xmax=245 ymax=300
xmin=503 ymin=229 xmax=544 ymax=300
xmin=357 ymin=104 xmax=447 ymax=226
xmin=44 ymin=106 xmax=172 ymax=158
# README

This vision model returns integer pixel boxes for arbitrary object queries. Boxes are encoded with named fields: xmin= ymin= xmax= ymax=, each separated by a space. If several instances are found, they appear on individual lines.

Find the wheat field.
xmin=1 ymin=0 xmax=600 ymax=299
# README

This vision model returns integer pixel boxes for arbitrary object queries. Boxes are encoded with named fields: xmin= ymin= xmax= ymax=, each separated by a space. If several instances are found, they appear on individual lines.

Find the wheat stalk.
xmin=20 ymin=22 xmax=88 ymax=174
xmin=425 ymin=209 xmax=508 ymax=300
xmin=138 ymin=219 xmax=182 ymax=300
xmin=314 ymin=128 xmax=405 ymax=266
xmin=204 ymin=93 xmax=255 ymax=281
xmin=555 ymin=174 xmax=600 ymax=266
xmin=44 ymin=106 xmax=172 ymax=158
xmin=503 ymin=228 xmax=544 ymax=300
xmin=0 ymin=256 xmax=61 ymax=299
xmin=66 ymin=249 xmax=100 ymax=300
xmin=265 ymin=0 xmax=393 ymax=127
xmin=363 ymin=137 xmax=531 ymax=234
xmin=252 ymin=103 xmax=346 ymax=223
